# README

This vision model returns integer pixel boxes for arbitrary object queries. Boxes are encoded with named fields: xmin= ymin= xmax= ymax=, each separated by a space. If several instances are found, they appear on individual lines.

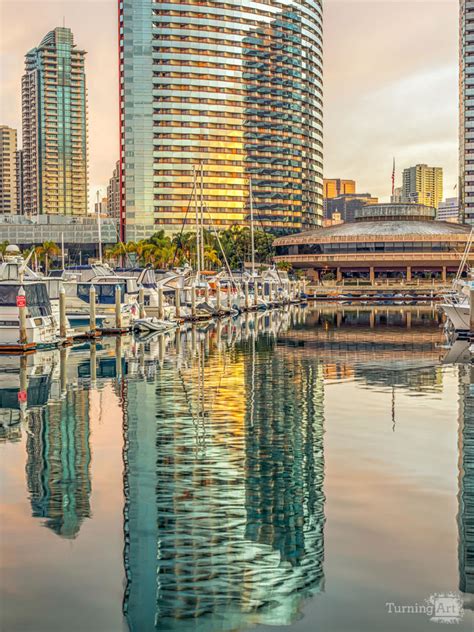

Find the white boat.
xmin=440 ymin=230 xmax=473 ymax=332
xmin=132 ymin=317 xmax=177 ymax=334
xmin=0 ymin=246 xmax=59 ymax=348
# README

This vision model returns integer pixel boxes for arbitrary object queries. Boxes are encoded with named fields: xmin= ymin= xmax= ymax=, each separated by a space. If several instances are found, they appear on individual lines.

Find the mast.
xmin=194 ymin=167 xmax=201 ymax=283
xmin=200 ymin=162 xmax=205 ymax=272
xmin=96 ymin=190 xmax=103 ymax=262
xmin=249 ymin=177 xmax=255 ymax=277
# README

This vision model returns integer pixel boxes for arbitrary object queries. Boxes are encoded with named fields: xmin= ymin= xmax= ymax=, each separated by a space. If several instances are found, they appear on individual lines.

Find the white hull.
xmin=441 ymin=303 xmax=470 ymax=331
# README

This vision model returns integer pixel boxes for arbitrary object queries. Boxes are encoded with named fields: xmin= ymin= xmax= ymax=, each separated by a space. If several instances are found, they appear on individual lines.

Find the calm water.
xmin=1 ymin=305 xmax=473 ymax=632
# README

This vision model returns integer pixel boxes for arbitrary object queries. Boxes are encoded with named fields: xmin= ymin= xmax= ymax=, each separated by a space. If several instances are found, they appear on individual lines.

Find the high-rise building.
xmin=437 ymin=197 xmax=459 ymax=223
xmin=118 ymin=0 xmax=323 ymax=240
xmin=460 ymin=1 xmax=474 ymax=224
xmin=0 ymin=125 xmax=18 ymax=214
xmin=15 ymin=149 xmax=25 ymax=214
xmin=22 ymin=27 xmax=88 ymax=216
xmin=324 ymin=192 xmax=378 ymax=222
xmin=390 ymin=186 xmax=404 ymax=204
xmin=106 ymin=161 xmax=120 ymax=219
xmin=402 ymin=164 xmax=443 ymax=209
xmin=323 ymin=178 xmax=356 ymax=199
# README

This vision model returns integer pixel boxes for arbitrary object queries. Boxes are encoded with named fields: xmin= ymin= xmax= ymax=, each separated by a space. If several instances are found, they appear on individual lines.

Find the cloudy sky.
xmin=0 ymin=0 xmax=458 ymax=204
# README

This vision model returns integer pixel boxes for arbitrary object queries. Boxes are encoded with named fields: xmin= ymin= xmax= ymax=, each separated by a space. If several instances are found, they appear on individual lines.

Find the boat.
xmin=440 ymin=231 xmax=473 ymax=332
xmin=0 ymin=245 xmax=60 ymax=349
xmin=132 ymin=317 xmax=177 ymax=334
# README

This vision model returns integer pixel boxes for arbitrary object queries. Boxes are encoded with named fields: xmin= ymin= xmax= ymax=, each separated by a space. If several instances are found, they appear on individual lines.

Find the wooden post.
xmin=244 ymin=280 xmax=249 ymax=310
xmin=253 ymin=280 xmax=258 ymax=308
xmin=158 ymin=286 xmax=165 ymax=320
xmin=59 ymin=286 xmax=67 ymax=338
xmin=191 ymin=286 xmax=196 ymax=319
xmin=216 ymin=282 xmax=221 ymax=311
xmin=115 ymin=285 xmax=122 ymax=329
xmin=138 ymin=286 xmax=145 ymax=319
xmin=18 ymin=287 xmax=27 ymax=345
xmin=470 ymin=287 xmax=474 ymax=332
xmin=205 ymin=283 xmax=209 ymax=303
xmin=175 ymin=287 xmax=181 ymax=320
xmin=89 ymin=285 xmax=96 ymax=334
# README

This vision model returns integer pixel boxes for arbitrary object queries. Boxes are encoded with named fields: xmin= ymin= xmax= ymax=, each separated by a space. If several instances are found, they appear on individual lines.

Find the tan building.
xmin=22 ymin=27 xmax=88 ymax=215
xmin=0 ymin=126 xmax=18 ymax=214
xmin=323 ymin=179 xmax=356 ymax=199
xmin=402 ymin=164 xmax=443 ymax=209
xmin=106 ymin=161 xmax=120 ymax=220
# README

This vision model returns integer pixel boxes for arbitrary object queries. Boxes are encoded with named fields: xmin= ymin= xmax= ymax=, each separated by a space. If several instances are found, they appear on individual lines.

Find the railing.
xmin=274 ymin=253 xmax=473 ymax=264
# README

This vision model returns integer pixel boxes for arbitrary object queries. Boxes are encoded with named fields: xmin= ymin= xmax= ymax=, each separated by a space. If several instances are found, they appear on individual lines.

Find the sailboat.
xmin=440 ymin=229 xmax=473 ymax=332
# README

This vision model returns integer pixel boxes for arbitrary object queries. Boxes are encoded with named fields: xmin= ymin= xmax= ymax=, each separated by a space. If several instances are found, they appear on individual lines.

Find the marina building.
xmin=402 ymin=164 xmax=443 ymax=209
xmin=460 ymin=0 xmax=474 ymax=224
xmin=118 ymin=0 xmax=323 ymax=240
xmin=274 ymin=202 xmax=474 ymax=282
xmin=22 ymin=27 xmax=88 ymax=216
xmin=0 ymin=126 xmax=18 ymax=214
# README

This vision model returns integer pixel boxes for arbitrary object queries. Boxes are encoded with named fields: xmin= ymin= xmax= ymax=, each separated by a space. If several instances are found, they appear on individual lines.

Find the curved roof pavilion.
xmin=274 ymin=203 xmax=473 ymax=281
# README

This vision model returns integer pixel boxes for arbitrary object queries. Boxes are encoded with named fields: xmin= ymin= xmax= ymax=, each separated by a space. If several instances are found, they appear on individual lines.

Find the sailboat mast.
xmin=194 ymin=166 xmax=201 ymax=282
xmin=96 ymin=190 xmax=103 ymax=262
xmin=200 ymin=162 xmax=205 ymax=272
xmin=249 ymin=177 xmax=255 ymax=277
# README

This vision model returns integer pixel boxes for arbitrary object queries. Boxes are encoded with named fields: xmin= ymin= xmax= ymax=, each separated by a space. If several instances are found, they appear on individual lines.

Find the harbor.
xmin=1 ymin=305 xmax=473 ymax=631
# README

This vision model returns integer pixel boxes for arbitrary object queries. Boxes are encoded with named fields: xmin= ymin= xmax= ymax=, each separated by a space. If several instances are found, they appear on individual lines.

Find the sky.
xmin=0 ymin=0 xmax=459 ymax=205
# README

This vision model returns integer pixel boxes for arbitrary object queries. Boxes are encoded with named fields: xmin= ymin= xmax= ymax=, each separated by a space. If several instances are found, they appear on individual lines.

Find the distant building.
xmin=325 ymin=193 xmax=379 ymax=223
xmin=322 ymin=211 xmax=344 ymax=227
xmin=323 ymin=179 xmax=356 ymax=199
xmin=15 ymin=150 xmax=24 ymax=214
xmin=402 ymin=164 xmax=443 ymax=209
xmin=391 ymin=186 xmax=404 ymax=204
xmin=94 ymin=196 xmax=107 ymax=215
xmin=22 ymin=27 xmax=88 ymax=215
xmin=460 ymin=0 xmax=474 ymax=224
xmin=107 ymin=161 xmax=120 ymax=220
xmin=0 ymin=126 xmax=18 ymax=214
xmin=437 ymin=198 xmax=459 ymax=223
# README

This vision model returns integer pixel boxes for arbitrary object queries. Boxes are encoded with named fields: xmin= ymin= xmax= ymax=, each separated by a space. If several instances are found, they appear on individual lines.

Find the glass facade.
xmin=460 ymin=0 xmax=474 ymax=224
xmin=119 ymin=0 xmax=323 ymax=240
xmin=22 ymin=27 xmax=88 ymax=215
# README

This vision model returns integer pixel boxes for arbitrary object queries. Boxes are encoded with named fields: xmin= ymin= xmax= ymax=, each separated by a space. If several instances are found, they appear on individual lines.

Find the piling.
xmin=138 ymin=286 xmax=146 ymax=319
xmin=115 ymin=285 xmax=122 ymax=329
xmin=205 ymin=284 xmax=209 ymax=303
xmin=158 ymin=286 xmax=165 ymax=320
xmin=18 ymin=287 xmax=27 ymax=345
xmin=175 ymin=288 xmax=181 ymax=320
xmin=59 ymin=286 xmax=67 ymax=339
xmin=216 ymin=282 xmax=221 ymax=312
xmin=89 ymin=285 xmax=97 ymax=334
xmin=244 ymin=281 xmax=250 ymax=310
xmin=191 ymin=286 xmax=197 ymax=319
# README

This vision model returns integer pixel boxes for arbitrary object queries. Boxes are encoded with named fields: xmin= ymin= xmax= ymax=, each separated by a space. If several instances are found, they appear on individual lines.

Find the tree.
xmin=277 ymin=260 xmax=292 ymax=272
xmin=36 ymin=241 xmax=60 ymax=274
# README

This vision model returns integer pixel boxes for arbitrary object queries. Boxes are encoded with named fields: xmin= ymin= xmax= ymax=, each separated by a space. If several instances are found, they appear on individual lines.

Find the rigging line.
xmin=111 ymin=220 xmax=134 ymax=268
xmin=171 ymin=176 xmax=197 ymax=268
xmin=201 ymin=202 xmax=239 ymax=290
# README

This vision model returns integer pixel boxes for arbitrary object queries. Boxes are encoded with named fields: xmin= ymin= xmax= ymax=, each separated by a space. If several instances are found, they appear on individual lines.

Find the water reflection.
xmin=3 ymin=304 xmax=474 ymax=631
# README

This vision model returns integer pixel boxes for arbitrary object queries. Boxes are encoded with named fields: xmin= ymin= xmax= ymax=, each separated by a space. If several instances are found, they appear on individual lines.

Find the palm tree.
xmin=36 ymin=241 xmax=60 ymax=274
xmin=203 ymin=244 xmax=221 ymax=269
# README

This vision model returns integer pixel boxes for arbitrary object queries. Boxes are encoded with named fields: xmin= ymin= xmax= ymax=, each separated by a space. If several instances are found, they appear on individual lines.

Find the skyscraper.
xmin=460 ymin=0 xmax=474 ymax=224
xmin=323 ymin=178 xmax=356 ymax=199
xmin=22 ymin=27 xmax=88 ymax=216
xmin=118 ymin=0 xmax=323 ymax=240
xmin=402 ymin=164 xmax=443 ymax=209
xmin=15 ymin=149 xmax=25 ymax=215
xmin=0 ymin=125 xmax=18 ymax=214
xmin=106 ymin=160 xmax=120 ymax=219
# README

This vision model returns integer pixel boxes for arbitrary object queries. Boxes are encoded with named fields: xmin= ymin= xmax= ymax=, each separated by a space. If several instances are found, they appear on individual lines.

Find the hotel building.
xmin=22 ymin=27 xmax=88 ymax=215
xmin=118 ymin=0 xmax=324 ymax=240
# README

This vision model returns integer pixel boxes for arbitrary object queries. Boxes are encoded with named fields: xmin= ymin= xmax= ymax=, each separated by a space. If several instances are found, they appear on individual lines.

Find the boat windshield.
xmin=0 ymin=283 xmax=52 ymax=317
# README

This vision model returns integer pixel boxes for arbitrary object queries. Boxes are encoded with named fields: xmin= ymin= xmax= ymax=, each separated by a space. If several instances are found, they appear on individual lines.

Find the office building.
xmin=325 ymin=193 xmax=378 ymax=223
xmin=118 ymin=0 xmax=323 ymax=240
xmin=437 ymin=197 xmax=459 ymax=223
xmin=460 ymin=0 xmax=474 ymax=224
xmin=402 ymin=164 xmax=443 ymax=209
xmin=0 ymin=126 xmax=18 ymax=214
xmin=107 ymin=161 xmax=120 ymax=219
xmin=391 ymin=186 xmax=404 ymax=204
xmin=22 ymin=27 xmax=88 ymax=216
xmin=323 ymin=178 xmax=356 ymax=199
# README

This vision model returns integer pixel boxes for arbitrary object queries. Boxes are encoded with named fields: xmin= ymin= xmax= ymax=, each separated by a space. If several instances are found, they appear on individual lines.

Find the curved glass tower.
xmin=119 ymin=0 xmax=323 ymax=240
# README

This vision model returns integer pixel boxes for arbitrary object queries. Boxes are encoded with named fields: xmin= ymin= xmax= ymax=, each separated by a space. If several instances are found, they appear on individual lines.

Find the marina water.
xmin=1 ymin=305 xmax=473 ymax=632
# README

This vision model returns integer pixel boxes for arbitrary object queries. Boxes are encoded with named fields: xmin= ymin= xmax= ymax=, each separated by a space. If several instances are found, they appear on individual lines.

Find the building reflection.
xmin=458 ymin=364 xmax=474 ymax=598
xmin=122 ymin=331 xmax=325 ymax=631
